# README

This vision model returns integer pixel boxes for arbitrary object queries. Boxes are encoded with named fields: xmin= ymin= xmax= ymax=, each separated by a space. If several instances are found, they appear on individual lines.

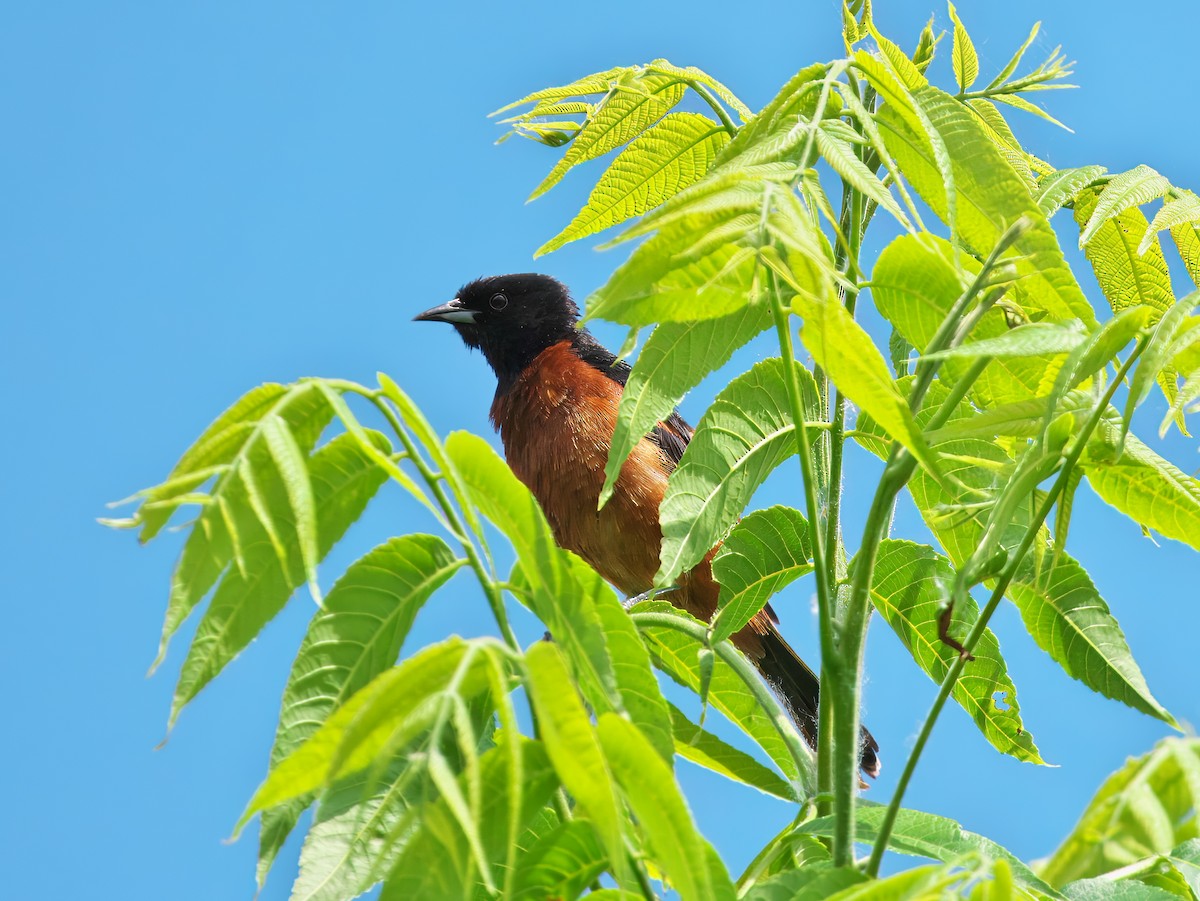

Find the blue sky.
xmin=4 ymin=1 xmax=1199 ymax=898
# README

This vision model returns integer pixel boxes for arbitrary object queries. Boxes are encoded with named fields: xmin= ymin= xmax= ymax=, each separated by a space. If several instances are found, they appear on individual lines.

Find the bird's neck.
xmin=486 ymin=327 xmax=586 ymax=397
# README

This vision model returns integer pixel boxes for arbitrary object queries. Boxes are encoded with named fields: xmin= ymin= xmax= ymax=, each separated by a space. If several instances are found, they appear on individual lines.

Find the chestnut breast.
xmin=490 ymin=341 xmax=670 ymax=596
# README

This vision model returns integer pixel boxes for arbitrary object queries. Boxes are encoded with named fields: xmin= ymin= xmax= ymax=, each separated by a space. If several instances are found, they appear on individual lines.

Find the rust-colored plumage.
xmin=491 ymin=340 xmax=775 ymax=653
xmin=416 ymin=273 xmax=879 ymax=777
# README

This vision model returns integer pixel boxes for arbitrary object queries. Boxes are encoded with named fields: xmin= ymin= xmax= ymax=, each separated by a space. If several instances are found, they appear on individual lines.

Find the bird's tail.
xmin=755 ymin=628 xmax=881 ymax=779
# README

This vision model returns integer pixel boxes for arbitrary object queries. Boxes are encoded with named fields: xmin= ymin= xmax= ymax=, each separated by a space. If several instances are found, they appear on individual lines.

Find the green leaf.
xmin=600 ymin=304 xmax=772 ymax=508
xmin=241 ymin=637 xmax=505 ymax=819
xmin=255 ymin=534 xmax=463 ymax=887
xmin=130 ymin=383 xmax=291 ymax=542
xmin=1171 ymin=223 xmax=1200 ymax=286
xmin=288 ymin=743 xmax=459 ymax=901
xmin=814 ymin=122 xmax=911 ymax=228
xmin=538 ymin=112 xmax=730 ymax=255
xmin=1074 ymin=189 xmax=1173 ymax=320
xmin=867 ymin=540 xmax=1043 ymax=763
xmin=715 ymin=63 xmax=827 ymax=167
xmin=1122 ymin=292 xmax=1200 ymax=445
xmin=656 ymin=358 xmax=820 ymax=586
xmin=598 ymin=713 xmax=737 ymax=901
xmin=987 ymin=20 xmax=1041 ymax=91
xmin=286 ymin=698 xmax=505 ymax=901
xmin=793 ymin=280 xmax=939 ymax=473
xmin=259 ymin=413 xmax=321 ymax=603
xmin=524 ymin=642 xmax=630 ymax=889
xmin=1039 ymin=738 xmax=1200 ymax=888
xmin=633 ymin=600 xmax=805 ymax=790
xmin=859 ymin=381 xmax=1171 ymax=726
xmin=1080 ymin=166 xmax=1173 ymax=247
xmin=800 ymin=802 xmax=1055 ymax=896
xmin=1037 ymin=166 xmax=1107 ymax=217
xmin=144 ymin=382 xmax=335 ymax=668
xmin=510 ymin=819 xmax=606 ymax=901
xmin=1143 ymin=191 xmax=1200 ymax=255
xmin=169 ymin=430 xmax=390 ymax=727
xmin=1082 ymin=425 xmax=1200 ymax=553
xmin=380 ymin=737 xmax=560 ymax=900
xmin=710 ymin=506 xmax=813 ymax=644
xmin=668 ymin=702 xmax=796 ymax=801
xmin=377 ymin=372 xmax=486 ymax=542
xmin=911 ymin=16 xmax=940 ymax=75
xmin=921 ymin=322 xmax=1087 ymax=361
xmin=512 ymin=554 xmax=676 ymax=764
xmin=647 ymin=59 xmax=751 ymax=120
xmin=872 ymin=233 xmax=1062 ymax=408
xmin=743 ymin=864 xmax=866 ymax=901
xmin=1046 ymin=308 xmax=1156 ymax=427
xmin=860 ymin=63 xmax=1095 ymax=326
xmin=447 ymin=431 xmax=617 ymax=702
xmin=449 ymin=432 xmax=673 ymax=760
xmin=948 ymin=3 xmax=979 ymax=91
xmin=1060 ymin=878 xmax=1181 ymax=900
xmin=493 ymin=66 xmax=631 ymax=115
xmin=586 ymin=210 xmax=762 ymax=327
xmin=993 ymin=92 xmax=1071 ymax=131
xmin=530 ymin=74 xmax=687 ymax=200
xmin=1005 ymin=552 xmax=1174 ymax=726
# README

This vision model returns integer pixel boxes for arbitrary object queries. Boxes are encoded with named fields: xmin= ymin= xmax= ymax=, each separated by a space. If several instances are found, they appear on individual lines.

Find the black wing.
xmin=571 ymin=330 xmax=693 ymax=468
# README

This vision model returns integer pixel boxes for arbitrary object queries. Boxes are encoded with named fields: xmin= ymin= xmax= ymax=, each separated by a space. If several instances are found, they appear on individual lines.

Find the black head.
xmin=414 ymin=273 xmax=580 ymax=389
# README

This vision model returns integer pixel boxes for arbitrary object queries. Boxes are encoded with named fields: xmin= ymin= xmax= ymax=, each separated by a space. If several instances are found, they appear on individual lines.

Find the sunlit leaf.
xmin=538 ymin=112 xmax=730 ymax=255
xmin=1080 ymin=166 xmax=1172 ymax=247
xmin=792 ymin=286 xmax=938 ymax=473
xmin=1039 ymin=738 xmax=1200 ymax=888
xmin=711 ymin=505 xmax=813 ymax=644
xmin=1083 ymin=425 xmax=1200 ymax=553
xmin=669 ymin=702 xmax=796 ymax=801
xmin=379 ymin=738 xmax=560 ymax=900
xmin=742 ymin=863 xmax=866 ymax=901
xmin=510 ymin=819 xmax=606 ymax=901
xmin=859 ymin=61 xmax=1095 ymax=326
xmin=948 ymin=3 xmax=979 ymax=91
xmin=241 ymin=637 xmax=505 ymax=819
xmin=524 ymin=642 xmax=630 ymax=889
xmin=531 ymin=74 xmax=687 ymax=200
xmin=600 ymin=304 xmax=772 ymax=508
xmin=598 ymin=713 xmax=737 ymax=901
xmin=144 ymin=382 xmax=335 ymax=668
xmin=800 ymin=802 xmax=1054 ymax=895
xmin=449 ymin=432 xmax=672 ymax=759
xmin=657 ymin=358 xmax=820 ymax=586
xmin=1036 ymin=166 xmax=1107 ymax=217
xmin=256 ymin=533 xmax=463 ymax=886
xmin=872 ymin=233 xmax=1058 ymax=409
xmin=170 ymin=430 xmax=390 ymax=727
xmin=866 ymin=540 xmax=1043 ymax=763
xmin=1143 ymin=191 xmax=1200 ymax=255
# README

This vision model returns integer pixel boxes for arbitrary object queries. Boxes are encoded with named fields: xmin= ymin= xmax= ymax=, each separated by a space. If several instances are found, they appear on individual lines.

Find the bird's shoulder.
xmin=569 ymin=330 xmax=693 ymax=468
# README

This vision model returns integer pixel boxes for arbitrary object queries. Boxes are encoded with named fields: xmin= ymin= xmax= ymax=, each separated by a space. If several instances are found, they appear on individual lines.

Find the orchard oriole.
xmin=416 ymin=273 xmax=879 ymax=777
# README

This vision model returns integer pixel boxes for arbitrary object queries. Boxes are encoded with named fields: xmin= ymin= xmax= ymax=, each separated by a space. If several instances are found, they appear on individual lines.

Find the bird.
xmin=415 ymin=272 xmax=879 ymax=778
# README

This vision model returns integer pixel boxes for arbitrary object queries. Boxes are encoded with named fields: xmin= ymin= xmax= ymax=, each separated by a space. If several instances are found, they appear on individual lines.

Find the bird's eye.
xmin=489 ymin=293 xmax=508 ymax=311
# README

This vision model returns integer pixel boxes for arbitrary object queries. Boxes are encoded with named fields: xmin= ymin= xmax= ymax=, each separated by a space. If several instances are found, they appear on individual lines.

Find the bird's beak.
xmin=413 ymin=298 xmax=478 ymax=324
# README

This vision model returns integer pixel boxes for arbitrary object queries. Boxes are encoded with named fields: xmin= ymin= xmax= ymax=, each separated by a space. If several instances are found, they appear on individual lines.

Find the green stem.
xmin=828 ymin=226 xmax=1021 ymax=864
xmin=819 ymin=180 xmax=864 ymax=817
xmin=688 ymin=81 xmax=737 ymax=136
xmin=864 ymin=340 xmax=1147 ymax=876
xmin=630 ymin=610 xmax=817 ymax=794
xmin=768 ymin=277 xmax=837 ymax=794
